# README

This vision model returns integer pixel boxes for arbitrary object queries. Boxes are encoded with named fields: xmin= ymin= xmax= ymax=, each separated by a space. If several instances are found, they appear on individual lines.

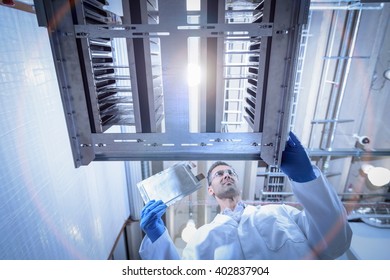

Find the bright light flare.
xmin=187 ymin=63 xmax=201 ymax=87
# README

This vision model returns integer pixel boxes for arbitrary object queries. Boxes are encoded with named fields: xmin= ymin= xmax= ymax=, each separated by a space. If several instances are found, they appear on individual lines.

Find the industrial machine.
xmin=34 ymin=0 xmax=309 ymax=167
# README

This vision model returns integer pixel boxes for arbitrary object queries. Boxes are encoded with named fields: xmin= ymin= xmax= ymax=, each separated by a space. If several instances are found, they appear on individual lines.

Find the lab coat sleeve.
xmin=290 ymin=166 xmax=352 ymax=259
xmin=139 ymin=228 xmax=181 ymax=260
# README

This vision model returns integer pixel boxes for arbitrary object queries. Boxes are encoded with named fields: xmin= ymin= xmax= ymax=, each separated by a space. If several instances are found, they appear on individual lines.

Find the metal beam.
xmin=158 ymin=0 xmax=189 ymax=134
xmin=308 ymin=148 xmax=390 ymax=158
xmin=74 ymin=23 xmax=273 ymax=39
xmin=36 ymin=0 xmax=95 ymax=167
xmin=254 ymin=0 xmax=309 ymax=166
xmin=92 ymin=132 xmax=262 ymax=161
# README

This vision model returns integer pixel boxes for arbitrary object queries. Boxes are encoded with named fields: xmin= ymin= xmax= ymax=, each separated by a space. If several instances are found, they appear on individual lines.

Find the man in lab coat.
xmin=139 ymin=132 xmax=352 ymax=259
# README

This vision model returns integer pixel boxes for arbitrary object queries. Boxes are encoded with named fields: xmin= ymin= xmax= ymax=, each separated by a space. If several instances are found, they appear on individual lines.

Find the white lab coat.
xmin=139 ymin=167 xmax=352 ymax=260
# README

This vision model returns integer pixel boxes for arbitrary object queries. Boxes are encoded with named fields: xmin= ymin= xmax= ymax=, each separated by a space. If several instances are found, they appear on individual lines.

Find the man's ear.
xmin=207 ymin=186 xmax=215 ymax=196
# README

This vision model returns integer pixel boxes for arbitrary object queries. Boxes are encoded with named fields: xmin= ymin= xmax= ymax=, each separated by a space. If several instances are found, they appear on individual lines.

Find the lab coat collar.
xmin=221 ymin=201 xmax=246 ymax=223
xmin=213 ymin=213 xmax=239 ymax=227
xmin=240 ymin=204 xmax=258 ymax=225
xmin=213 ymin=204 xmax=258 ymax=226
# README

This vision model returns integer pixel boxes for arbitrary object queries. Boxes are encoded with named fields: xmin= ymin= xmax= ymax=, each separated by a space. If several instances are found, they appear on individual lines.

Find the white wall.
xmin=0 ymin=7 xmax=130 ymax=259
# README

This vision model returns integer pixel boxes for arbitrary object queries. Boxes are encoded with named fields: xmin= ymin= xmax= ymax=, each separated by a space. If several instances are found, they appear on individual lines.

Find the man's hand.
xmin=280 ymin=131 xmax=316 ymax=183
xmin=140 ymin=200 xmax=167 ymax=242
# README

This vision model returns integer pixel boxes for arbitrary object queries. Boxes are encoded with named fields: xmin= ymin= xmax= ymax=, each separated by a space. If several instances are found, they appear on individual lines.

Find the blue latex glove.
xmin=140 ymin=200 xmax=167 ymax=243
xmin=280 ymin=131 xmax=316 ymax=183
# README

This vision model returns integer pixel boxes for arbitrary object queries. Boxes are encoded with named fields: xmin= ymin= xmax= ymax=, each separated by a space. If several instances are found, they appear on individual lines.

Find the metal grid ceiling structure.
xmin=34 ymin=0 xmax=309 ymax=167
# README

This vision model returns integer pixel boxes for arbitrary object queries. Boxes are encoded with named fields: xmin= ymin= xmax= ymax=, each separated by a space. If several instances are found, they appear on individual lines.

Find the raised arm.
xmin=280 ymin=132 xmax=352 ymax=259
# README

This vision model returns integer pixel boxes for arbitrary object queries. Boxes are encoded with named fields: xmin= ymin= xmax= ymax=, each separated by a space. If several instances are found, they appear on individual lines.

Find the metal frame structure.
xmin=258 ymin=1 xmax=390 ymax=203
xmin=34 ymin=0 xmax=310 ymax=167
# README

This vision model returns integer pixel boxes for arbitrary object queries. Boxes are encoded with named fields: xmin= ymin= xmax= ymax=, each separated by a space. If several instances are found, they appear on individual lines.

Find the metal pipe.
xmin=141 ymin=161 xmax=151 ymax=179
xmin=309 ymin=9 xmax=340 ymax=149
xmin=322 ymin=10 xmax=356 ymax=153
xmin=124 ymin=161 xmax=145 ymax=221
xmin=120 ymin=126 xmax=145 ymax=221
xmin=310 ymin=2 xmax=383 ymax=11
xmin=261 ymin=192 xmax=390 ymax=198
xmin=329 ymin=10 xmax=362 ymax=146
xmin=323 ymin=9 xmax=362 ymax=171
xmin=147 ymin=3 xmax=385 ymax=12
xmin=308 ymin=148 xmax=390 ymax=158
xmin=0 ymin=0 xmax=35 ymax=13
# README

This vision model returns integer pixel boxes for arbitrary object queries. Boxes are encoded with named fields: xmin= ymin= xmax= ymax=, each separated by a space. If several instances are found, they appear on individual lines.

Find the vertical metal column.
xmin=159 ymin=0 xmax=189 ymax=135
xmin=126 ymin=0 xmax=158 ymax=133
xmin=204 ymin=0 xmax=218 ymax=132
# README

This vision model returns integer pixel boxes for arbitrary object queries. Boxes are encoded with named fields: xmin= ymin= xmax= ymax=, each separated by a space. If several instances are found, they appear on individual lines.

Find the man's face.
xmin=208 ymin=165 xmax=241 ymax=199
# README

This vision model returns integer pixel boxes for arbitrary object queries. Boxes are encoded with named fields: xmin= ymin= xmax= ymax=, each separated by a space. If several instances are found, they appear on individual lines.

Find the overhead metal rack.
xmin=34 ymin=0 xmax=310 ymax=167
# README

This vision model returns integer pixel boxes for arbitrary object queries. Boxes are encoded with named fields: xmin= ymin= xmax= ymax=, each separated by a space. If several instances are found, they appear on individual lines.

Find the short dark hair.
xmin=207 ymin=161 xmax=235 ymax=186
